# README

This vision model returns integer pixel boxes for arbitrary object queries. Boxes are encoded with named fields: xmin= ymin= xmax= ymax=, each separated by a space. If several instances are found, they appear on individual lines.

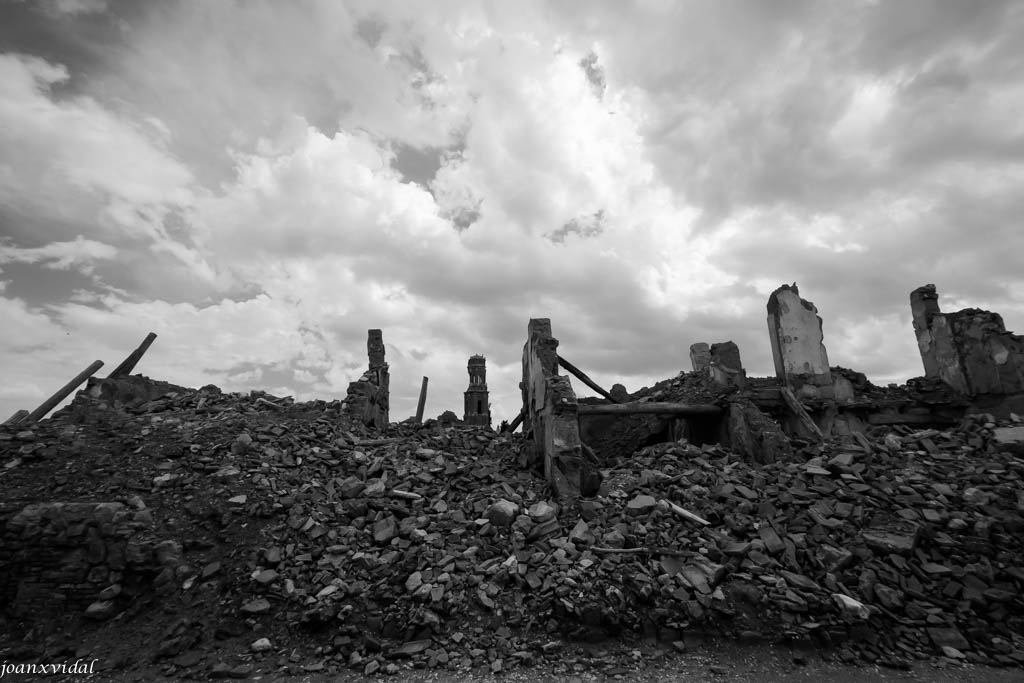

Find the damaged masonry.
xmin=1 ymin=284 xmax=1024 ymax=678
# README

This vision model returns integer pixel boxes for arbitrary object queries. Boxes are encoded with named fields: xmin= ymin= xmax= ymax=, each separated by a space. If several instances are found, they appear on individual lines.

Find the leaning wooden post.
xmin=3 ymin=409 xmax=29 ymax=425
xmin=24 ymin=360 xmax=104 ymax=423
xmin=107 ymin=332 xmax=157 ymax=379
xmin=556 ymin=355 xmax=622 ymax=403
xmin=414 ymin=377 xmax=428 ymax=423
xmin=503 ymin=410 xmax=525 ymax=433
xmin=779 ymin=386 xmax=824 ymax=441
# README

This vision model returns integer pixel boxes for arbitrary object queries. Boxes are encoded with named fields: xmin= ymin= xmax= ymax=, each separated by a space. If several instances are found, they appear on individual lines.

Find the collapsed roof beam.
xmin=576 ymin=402 xmax=722 ymax=416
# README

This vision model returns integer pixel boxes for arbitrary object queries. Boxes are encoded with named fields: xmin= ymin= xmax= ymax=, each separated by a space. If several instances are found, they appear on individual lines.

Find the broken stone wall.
xmin=344 ymin=329 xmax=390 ymax=430
xmin=911 ymin=285 xmax=1024 ymax=398
xmin=767 ymin=284 xmax=832 ymax=392
xmin=723 ymin=397 xmax=792 ymax=464
xmin=0 ymin=501 xmax=177 ymax=625
xmin=521 ymin=319 xmax=583 ymax=500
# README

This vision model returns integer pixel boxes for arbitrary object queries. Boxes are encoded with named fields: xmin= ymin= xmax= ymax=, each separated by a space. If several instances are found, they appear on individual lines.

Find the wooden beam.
xmin=556 ymin=354 xmax=621 ymax=403
xmin=414 ymin=376 xmax=428 ymax=424
xmin=108 ymin=332 xmax=157 ymax=379
xmin=24 ymin=360 xmax=104 ymax=423
xmin=577 ymin=402 xmax=722 ymax=416
xmin=779 ymin=386 xmax=824 ymax=441
xmin=658 ymin=498 xmax=711 ymax=526
xmin=3 ymin=409 xmax=28 ymax=425
xmin=503 ymin=410 xmax=524 ymax=433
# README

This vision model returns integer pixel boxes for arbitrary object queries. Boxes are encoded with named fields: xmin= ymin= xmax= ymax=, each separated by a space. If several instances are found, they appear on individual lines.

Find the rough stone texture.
xmin=344 ymin=330 xmax=390 ymax=430
xmin=0 ymin=501 xmax=169 ymax=623
xmin=521 ymin=319 xmax=584 ymax=501
xmin=725 ymin=397 xmax=793 ymax=464
xmin=709 ymin=341 xmax=746 ymax=388
xmin=609 ymin=384 xmax=629 ymax=402
xmin=463 ymin=355 xmax=491 ymax=427
xmin=4 ymin=375 xmax=1024 ymax=671
xmin=767 ymin=284 xmax=833 ymax=390
xmin=367 ymin=329 xmax=386 ymax=370
xmin=911 ymin=285 xmax=1024 ymax=398
xmin=689 ymin=343 xmax=711 ymax=372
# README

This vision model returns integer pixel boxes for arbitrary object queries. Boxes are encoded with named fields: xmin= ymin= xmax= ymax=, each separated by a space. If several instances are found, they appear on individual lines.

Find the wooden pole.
xmin=414 ymin=376 xmax=428 ymax=424
xmin=576 ymin=402 xmax=722 ymax=416
xmin=3 ymin=409 xmax=28 ymax=425
xmin=556 ymin=354 xmax=621 ymax=403
xmin=779 ymin=386 xmax=824 ymax=441
xmin=24 ymin=360 xmax=104 ymax=423
xmin=503 ymin=410 xmax=525 ymax=433
xmin=107 ymin=332 xmax=157 ymax=379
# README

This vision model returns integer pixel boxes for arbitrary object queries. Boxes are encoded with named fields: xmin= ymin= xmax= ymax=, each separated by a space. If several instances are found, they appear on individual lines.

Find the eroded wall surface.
xmin=344 ymin=329 xmax=390 ymax=430
xmin=911 ymin=285 xmax=1024 ymax=397
xmin=522 ymin=319 xmax=583 ymax=500
xmin=0 ymin=501 xmax=176 ymax=624
xmin=767 ymin=284 xmax=832 ymax=388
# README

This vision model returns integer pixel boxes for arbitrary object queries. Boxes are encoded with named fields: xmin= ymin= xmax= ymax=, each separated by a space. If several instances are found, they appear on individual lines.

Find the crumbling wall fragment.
xmin=689 ymin=343 xmax=711 ymax=372
xmin=0 ymin=501 xmax=170 ymax=624
xmin=344 ymin=329 xmax=390 ymax=430
xmin=767 ymin=283 xmax=832 ymax=391
xmin=910 ymin=285 xmax=1024 ymax=396
xmin=725 ymin=397 xmax=792 ymax=464
xmin=709 ymin=341 xmax=746 ymax=388
xmin=521 ymin=319 xmax=584 ymax=500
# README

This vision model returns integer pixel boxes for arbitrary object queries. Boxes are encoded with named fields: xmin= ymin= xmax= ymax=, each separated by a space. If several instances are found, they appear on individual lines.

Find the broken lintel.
xmin=576 ymin=402 xmax=722 ymax=416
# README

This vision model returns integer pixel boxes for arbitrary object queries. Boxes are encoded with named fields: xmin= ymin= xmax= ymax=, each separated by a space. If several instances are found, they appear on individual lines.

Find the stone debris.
xmin=1 ymin=366 xmax=1024 ymax=676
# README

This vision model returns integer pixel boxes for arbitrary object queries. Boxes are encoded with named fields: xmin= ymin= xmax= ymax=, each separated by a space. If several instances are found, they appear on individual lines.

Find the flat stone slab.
xmin=861 ymin=523 xmax=920 ymax=556
xmin=992 ymin=426 xmax=1024 ymax=444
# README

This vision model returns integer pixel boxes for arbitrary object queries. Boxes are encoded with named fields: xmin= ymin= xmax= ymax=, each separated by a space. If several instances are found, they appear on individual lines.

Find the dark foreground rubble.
xmin=1 ymin=377 xmax=1024 ymax=680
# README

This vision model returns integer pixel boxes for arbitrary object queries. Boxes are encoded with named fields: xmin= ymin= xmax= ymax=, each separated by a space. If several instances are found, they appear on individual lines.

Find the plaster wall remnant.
xmin=689 ymin=343 xmax=711 ymax=372
xmin=910 ymin=285 xmax=1024 ymax=396
xmin=463 ymin=355 xmax=491 ymax=427
xmin=709 ymin=341 xmax=746 ymax=388
xmin=344 ymin=329 xmax=390 ymax=430
xmin=767 ymin=283 xmax=832 ymax=390
xmin=521 ymin=319 xmax=584 ymax=501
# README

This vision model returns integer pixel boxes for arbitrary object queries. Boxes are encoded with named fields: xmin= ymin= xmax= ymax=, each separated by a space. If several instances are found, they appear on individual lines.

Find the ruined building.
xmin=463 ymin=355 xmax=491 ymax=427
xmin=529 ymin=282 xmax=1024 ymax=498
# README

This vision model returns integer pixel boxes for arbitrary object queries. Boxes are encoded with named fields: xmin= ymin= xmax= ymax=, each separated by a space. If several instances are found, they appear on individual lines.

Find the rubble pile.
xmin=2 ymin=377 xmax=1024 ymax=678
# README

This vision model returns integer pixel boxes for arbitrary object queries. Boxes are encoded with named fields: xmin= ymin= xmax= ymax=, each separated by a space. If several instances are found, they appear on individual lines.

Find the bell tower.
xmin=463 ymin=355 xmax=490 ymax=426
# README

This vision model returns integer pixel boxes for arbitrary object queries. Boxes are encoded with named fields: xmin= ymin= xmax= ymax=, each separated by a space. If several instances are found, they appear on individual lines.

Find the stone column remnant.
xmin=463 ymin=355 xmax=491 ymax=426
xmin=766 ymin=283 xmax=832 ymax=390
xmin=689 ymin=343 xmax=711 ymax=372
xmin=521 ymin=319 xmax=584 ymax=501
xmin=367 ymin=329 xmax=386 ymax=370
xmin=709 ymin=341 xmax=746 ymax=388
xmin=909 ymin=285 xmax=1024 ymax=396
xmin=344 ymin=329 xmax=390 ymax=430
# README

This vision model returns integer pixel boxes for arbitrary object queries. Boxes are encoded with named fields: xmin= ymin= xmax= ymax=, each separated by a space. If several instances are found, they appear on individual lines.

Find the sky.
xmin=2 ymin=0 xmax=1024 ymax=425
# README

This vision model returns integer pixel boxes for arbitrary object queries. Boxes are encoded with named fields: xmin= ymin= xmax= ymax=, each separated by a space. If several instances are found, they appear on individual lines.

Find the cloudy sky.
xmin=2 ymin=0 xmax=1023 ymax=425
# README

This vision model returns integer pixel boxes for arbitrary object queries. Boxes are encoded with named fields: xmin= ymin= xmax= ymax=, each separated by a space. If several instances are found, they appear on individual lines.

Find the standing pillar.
xmin=767 ymin=284 xmax=832 ymax=393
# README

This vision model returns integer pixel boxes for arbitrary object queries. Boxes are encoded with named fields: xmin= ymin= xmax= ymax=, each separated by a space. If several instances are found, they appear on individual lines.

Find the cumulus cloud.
xmin=0 ymin=236 xmax=117 ymax=272
xmin=1 ymin=0 xmax=1022 ymax=424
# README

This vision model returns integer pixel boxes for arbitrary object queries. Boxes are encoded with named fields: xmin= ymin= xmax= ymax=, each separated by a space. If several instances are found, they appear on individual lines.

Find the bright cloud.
xmin=1 ymin=0 xmax=1022 ymax=424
